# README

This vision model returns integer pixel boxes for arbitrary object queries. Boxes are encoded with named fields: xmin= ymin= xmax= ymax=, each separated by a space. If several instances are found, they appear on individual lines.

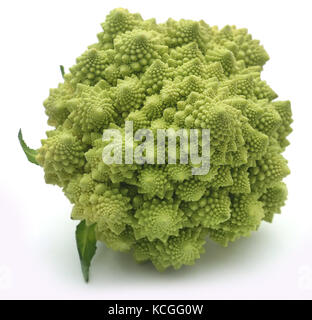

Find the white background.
xmin=1 ymin=0 xmax=312 ymax=300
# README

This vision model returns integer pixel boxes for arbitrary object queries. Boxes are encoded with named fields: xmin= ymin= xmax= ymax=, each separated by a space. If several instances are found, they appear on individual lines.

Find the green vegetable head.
xmin=20 ymin=8 xmax=292 ymax=280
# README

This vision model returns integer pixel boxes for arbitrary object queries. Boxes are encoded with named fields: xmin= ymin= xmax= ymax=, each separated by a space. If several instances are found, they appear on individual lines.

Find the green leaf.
xmin=18 ymin=129 xmax=39 ymax=165
xmin=75 ymin=220 xmax=97 ymax=283
xmin=60 ymin=65 xmax=65 ymax=79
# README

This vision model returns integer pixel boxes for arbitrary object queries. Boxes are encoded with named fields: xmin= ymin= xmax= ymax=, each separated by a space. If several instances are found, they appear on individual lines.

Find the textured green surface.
xmin=31 ymin=8 xmax=292 ymax=272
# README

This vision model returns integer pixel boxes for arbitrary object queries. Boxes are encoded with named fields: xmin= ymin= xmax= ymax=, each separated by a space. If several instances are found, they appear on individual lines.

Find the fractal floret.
xmin=20 ymin=8 xmax=292 ymax=277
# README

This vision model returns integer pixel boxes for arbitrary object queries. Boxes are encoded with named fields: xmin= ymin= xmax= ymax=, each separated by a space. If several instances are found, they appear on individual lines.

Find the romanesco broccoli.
xmin=19 ymin=8 xmax=292 ymax=281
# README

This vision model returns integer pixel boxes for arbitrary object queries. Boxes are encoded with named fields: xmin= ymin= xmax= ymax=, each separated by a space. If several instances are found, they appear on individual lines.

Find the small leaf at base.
xmin=60 ymin=65 xmax=65 ymax=79
xmin=75 ymin=220 xmax=97 ymax=283
xmin=18 ymin=129 xmax=39 ymax=165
